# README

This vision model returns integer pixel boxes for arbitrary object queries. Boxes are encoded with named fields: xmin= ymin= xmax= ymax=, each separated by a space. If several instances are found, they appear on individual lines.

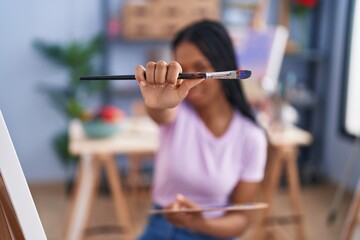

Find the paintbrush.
xmin=80 ymin=70 xmax=251 ymax=81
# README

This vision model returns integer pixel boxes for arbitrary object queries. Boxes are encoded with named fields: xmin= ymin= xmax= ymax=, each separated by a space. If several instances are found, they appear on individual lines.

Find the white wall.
xmin=0 ymin=0 xmax=102 ymax=182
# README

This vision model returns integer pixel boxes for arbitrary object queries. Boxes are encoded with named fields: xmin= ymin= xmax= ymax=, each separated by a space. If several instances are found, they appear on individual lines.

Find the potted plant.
xmin=290 ymin=0 xmax=319 ymax=50
xmin=34 ymin=35 xmax=108 ymax=191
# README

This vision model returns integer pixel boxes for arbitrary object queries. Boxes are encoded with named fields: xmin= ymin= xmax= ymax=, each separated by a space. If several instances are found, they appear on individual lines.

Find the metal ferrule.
xmin=205 ymin=71 xmax=237 ymax=79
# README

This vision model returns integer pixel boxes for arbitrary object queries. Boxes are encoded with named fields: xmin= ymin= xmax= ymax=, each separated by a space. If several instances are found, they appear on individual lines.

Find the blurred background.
xmin=1 ymin=0 xmax=360 ymax=239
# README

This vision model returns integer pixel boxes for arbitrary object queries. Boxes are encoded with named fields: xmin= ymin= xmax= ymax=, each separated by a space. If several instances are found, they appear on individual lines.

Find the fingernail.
xmin=139 ymin=81 xmax=146 ymax=87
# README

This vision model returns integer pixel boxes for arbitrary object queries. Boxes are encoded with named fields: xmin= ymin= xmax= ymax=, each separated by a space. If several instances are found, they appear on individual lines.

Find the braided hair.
xmin=172 ymin=20 xmax=256 ymax=123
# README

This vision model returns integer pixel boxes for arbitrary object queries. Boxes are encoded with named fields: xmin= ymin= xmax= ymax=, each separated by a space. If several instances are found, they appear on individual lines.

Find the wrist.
xmin=186 ymin=217 xmax=208 ymax=233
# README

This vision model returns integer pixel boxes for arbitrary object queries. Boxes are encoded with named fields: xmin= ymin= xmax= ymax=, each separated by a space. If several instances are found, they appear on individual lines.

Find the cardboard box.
xmin=156 ymin=18 xmax=191 ymax=39
xmin=188 ymin=0 xmax=221 ymax=21
xmin=122 ymin=3 xmax=159 ymax=39
xmin=121 ymin=0 xmax=221 ymax=40
xmin=123 ymin=2 xmax=157 ymax=18
xmin=157 ymin=2 xmax=185 ymax=19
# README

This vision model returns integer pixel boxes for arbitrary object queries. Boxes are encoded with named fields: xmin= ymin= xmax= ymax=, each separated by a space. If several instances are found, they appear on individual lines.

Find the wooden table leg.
xmin=64 ymin=154 xmax=101 ymax=240
xmin=102 ymin=155 xmax=134 ymax=239
xmin=128 ymin=154 xmax=142 ymax=190
xmin=285 ymin=148 xmax=306 ymax=240
xmin=253 ymin=147 xmax=285 ymax=240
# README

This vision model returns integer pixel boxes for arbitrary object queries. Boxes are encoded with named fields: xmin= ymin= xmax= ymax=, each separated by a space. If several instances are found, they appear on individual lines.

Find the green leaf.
xmin=66 ymin=98 xmax=86 ymax=119
xmin=34 ymin=34 xmax=108 ymax=169
xmin=33 ymin=40 xmax=67 ymax=66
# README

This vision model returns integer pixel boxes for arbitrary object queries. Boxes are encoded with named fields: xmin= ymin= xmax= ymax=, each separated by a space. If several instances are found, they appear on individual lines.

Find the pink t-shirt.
xmin=153 ymin=102 xmax=267 ymax=214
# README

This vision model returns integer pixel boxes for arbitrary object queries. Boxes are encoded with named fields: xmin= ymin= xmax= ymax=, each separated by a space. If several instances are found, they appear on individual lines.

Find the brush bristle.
xmin=236 ymin=70 xmax=252 ymax=79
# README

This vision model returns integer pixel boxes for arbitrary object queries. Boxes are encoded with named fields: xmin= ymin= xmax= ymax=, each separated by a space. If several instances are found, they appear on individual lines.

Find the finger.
xmin=167 ymin=61 xmax=182 ymax=86
xmin=135 ymin=65 xmax=146 ymax=87
xmin=146 ymin=61 xmax=156 ymax=85
xmin=172 ymin=201 xmax=180 ymax=211
xmin=176 ymin=194 xmax=199 ymax=209
xmin=154 ymin=60 xmax=167 ymax=86
xmin=178 ymin=78 xmax=205 ymax=99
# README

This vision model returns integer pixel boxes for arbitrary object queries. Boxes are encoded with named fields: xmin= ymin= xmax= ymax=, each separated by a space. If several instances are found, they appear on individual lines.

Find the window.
xmin=341 ymin=0 xmax=360 ymax=138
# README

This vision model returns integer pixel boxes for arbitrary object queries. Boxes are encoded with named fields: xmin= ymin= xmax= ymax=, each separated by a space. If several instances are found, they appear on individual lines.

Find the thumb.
xmin=177 ymin=78 xmax=205 ymax=99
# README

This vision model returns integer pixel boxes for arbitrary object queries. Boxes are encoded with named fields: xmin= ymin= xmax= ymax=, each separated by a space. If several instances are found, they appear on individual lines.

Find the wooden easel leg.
xmin=284 ymin=148 xmax=306 ymax=240
xmin=340 ymin=177 xmax=360 ymax=240
xmin=0 ymin=201 xmax=12 ymax=240
xmin=102 ymin=154 xmax=134 ymax=240
xmin=0 ymin=175 xmax=24 ymax=240
xmin=253 ymin=148 xmax=284 ymax=240
xmin=64 ymin=154 xmax=100 ymax=240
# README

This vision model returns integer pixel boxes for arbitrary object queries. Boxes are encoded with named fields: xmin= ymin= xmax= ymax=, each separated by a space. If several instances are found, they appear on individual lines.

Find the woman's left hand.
xmin=164 ymin=194 xmax=205 ymax=231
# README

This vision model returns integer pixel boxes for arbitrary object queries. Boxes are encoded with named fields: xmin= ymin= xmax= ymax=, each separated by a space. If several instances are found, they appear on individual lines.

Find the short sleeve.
xmin=239 ymin=127 xmax=267 ymax=182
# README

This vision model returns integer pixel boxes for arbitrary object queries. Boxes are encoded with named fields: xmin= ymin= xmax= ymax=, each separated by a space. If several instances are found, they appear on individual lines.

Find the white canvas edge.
xmin=262 ymin=25 xmax=289 ymax=93
xmin=0 ymin=111 xmax=47 ymax=239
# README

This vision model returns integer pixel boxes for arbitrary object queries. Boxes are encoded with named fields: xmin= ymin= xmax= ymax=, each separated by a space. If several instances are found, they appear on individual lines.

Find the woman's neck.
xmin=195 ymin=97 xmax=234 ymax=137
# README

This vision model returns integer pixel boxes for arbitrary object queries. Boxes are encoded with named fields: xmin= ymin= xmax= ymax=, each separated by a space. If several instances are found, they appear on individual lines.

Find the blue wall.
xmin=322 ymin=0 xmax=360 ymax=191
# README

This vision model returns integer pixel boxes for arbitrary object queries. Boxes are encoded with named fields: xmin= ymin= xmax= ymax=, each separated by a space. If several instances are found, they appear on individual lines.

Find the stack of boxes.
xmin=122 ymin=0 xmax=221 ymax=40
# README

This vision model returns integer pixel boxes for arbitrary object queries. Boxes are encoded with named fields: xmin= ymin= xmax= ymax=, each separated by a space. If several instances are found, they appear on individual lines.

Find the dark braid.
xmin=172 ymin=20 xmax=256 ymax=123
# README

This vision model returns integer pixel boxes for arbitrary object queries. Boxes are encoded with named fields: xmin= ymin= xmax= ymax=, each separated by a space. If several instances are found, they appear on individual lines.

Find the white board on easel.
xmin=0 ymin=111 xmax=47 ymax=239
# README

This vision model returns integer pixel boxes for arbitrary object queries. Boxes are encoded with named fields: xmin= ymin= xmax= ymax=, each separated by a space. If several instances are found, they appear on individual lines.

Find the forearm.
xmin=146 ymin=106 xmax=177 ymax=125
xmin=190 ymin=213 xmax=250 ymax=238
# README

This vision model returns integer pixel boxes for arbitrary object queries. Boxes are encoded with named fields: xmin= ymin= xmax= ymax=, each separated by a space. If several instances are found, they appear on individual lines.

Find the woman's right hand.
xmin=135 ymin=61 xmax=204 ymax=109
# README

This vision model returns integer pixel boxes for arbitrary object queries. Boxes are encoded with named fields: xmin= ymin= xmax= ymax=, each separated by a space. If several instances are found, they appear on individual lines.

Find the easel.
xmin=327 ymin=138 xmax=360 ymax=222
xmin=0 ymin=111 xmax=47 ymax=239
xmin=0 ymin=175 xmax=25 ymax=240
xmin=341 ymin=174 xmax=360 ymax=240
xmin=335 ymin=138 xmax=360 ymax=240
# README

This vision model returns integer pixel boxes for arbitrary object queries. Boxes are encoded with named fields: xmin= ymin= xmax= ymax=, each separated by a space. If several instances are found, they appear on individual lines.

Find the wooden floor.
xmin=30 ymin=182 xmax=352 ymax=240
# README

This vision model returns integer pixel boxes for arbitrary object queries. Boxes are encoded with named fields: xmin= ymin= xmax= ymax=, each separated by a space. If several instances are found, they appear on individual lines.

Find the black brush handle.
xmin=80 ymin=75 xmax=135 ymax=80
xmin=80 ymin=72 xmax=207 ymax=81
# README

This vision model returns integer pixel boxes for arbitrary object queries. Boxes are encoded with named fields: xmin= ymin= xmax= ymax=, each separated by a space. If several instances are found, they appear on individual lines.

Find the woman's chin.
xmin=186 ymin=93 xmax=202 ymax=103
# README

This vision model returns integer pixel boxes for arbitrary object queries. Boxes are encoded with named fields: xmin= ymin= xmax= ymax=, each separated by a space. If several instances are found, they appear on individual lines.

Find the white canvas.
xmin=344 ymin=0 xmax=360 ymax=137
xmin=229 ymin=25 xmax=289 ymax=94
xmin=0 ymin=111 xmax=47 ymax=239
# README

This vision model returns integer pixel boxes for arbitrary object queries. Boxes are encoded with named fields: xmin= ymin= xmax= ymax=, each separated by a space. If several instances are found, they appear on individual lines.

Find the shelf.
xmin=285 ymin=49 xmax=326 ymax=63
xmin=106 ymin=36 xmax=170 ymax=45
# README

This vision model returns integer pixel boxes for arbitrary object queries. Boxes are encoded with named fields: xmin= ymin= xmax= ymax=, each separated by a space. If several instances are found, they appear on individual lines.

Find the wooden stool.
xmin=253 ymin=126 xmax=312 ymax=240
xmin=64 ymin=153 xmax=134 ymax=240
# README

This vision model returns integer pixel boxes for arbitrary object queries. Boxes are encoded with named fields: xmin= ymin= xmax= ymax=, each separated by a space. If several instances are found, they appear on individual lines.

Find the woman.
xmin=135 ymin=20 xmax=267 ymax=240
